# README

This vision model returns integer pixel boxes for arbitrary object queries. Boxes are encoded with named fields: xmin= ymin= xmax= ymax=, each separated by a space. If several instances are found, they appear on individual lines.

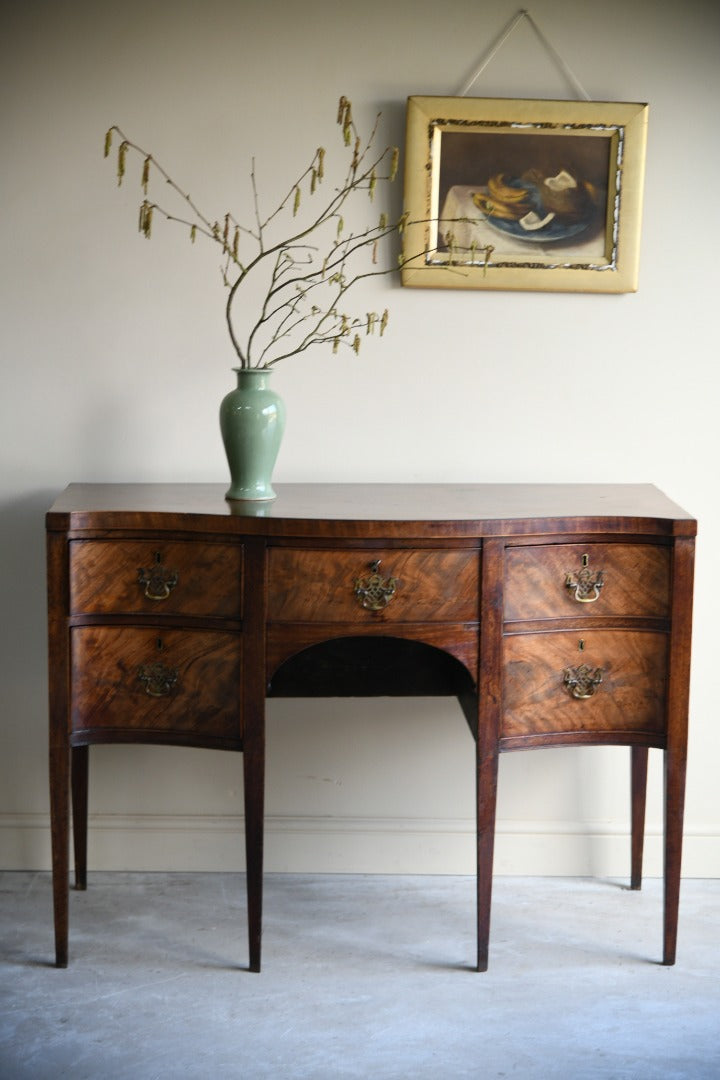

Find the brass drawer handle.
xmin=137 ymin=661 xmax=179 ymax=697
xmin=353 ymin=560 xmax=399 ymax=612
xmin=565 ymin=566 xmax=604 ymax=604
xmin=563 ymin=664 xmax=603 ymax=700
xmin=138 ymin=553 xmax=179 ymax=601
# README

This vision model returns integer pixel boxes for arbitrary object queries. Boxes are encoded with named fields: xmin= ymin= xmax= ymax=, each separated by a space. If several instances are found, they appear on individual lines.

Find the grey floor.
xmin=1 ymin=873 xmax=719 ymax=1079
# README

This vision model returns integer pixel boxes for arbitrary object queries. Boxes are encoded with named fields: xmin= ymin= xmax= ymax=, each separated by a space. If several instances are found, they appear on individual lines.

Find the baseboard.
xmin=2 ymin=812 xmax=719 ymax=876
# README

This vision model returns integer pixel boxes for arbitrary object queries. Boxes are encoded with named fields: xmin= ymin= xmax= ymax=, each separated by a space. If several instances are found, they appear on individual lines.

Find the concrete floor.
xmin=1 ymin=873 xmax=719 ymax=1079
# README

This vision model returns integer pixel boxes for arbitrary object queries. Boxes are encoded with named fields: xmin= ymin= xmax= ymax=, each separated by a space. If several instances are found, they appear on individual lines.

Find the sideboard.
xmin=46 ymin=483 xmax=696 ymax=970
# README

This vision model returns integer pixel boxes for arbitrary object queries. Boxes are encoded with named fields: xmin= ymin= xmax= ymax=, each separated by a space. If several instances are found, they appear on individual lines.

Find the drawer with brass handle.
xmin=69 ymin=540 xmax=243 ymax=618
xmin=70 ymin=626 xmax=242 ymax=743
xmin=501 ymin=629 xmax=668 ymax=741
xmin=503 ymin=543 xmax=671 ymax=623
xmin=267 ymin=548 xmax=479 ymax=623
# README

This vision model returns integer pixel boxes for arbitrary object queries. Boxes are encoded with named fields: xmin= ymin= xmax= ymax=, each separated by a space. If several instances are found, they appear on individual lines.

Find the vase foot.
xmin=225 ymin=494 xmax=276 ymax=517
xmin=225 ymin=488 xmax=277 ymax=504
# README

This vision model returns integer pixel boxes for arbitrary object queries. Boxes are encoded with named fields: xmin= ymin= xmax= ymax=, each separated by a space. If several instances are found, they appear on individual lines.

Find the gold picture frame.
xmin=401 ymin=96 xmax=648 ymax=294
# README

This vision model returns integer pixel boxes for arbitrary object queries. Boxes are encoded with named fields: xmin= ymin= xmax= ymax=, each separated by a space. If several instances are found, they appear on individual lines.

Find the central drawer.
xmin=267 ymin=548 xmax=479 ymax=623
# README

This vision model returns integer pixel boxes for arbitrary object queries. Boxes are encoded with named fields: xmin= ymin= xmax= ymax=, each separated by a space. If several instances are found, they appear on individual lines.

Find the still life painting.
xmin=401 ymin=96 xmax=648 ymax=293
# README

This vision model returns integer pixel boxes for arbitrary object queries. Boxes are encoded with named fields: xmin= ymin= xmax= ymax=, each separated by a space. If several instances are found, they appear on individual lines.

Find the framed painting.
xmin=401 ymin=96 xmax=648 ymax=293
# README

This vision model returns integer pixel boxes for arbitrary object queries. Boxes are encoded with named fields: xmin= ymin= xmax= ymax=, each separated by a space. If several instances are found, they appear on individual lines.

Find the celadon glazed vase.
xmin=219 ymin=367 xmax=285 ymax=501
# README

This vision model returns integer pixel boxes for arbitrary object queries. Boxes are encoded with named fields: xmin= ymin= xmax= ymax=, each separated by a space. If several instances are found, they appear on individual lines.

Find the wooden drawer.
xmin=70 ymin=540 xmax=243 ymax=618
xmin=502 ymin=629 xmax=668 ymax=740
xmin=267 ymin=547 xmax=479 ymax=623
xmin=504 ymin=543 xmax=671 ymax=622
xmin=70 ymin=627 xmax=242 ymax=742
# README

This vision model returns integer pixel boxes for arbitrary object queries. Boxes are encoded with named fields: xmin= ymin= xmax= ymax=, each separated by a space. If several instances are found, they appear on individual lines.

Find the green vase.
xmin=219 ymin=367 xmax=285 ymax=502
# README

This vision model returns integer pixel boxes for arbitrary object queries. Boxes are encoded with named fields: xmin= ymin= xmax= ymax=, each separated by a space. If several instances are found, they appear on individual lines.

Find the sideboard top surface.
xmin=46 ymin=483 xmax=696 ymax=539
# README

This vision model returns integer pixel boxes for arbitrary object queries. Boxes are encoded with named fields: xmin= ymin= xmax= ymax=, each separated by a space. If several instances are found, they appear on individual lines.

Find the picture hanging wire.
xmin=456 ymin=8 xmax=591 ymax=101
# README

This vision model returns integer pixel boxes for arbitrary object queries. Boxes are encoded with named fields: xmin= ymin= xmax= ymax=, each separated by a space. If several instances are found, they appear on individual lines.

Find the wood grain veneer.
xmin=70 ymin=626 xmax=243 ymax=747
xmin=502 ymin=629 xmax=668 ymax=740
xmin=267 ymin=547 xmax=479 ymax=623
xmin=70 ymin=539 xmax=243 ymax=618
xmin=504 ymin=542 xmax=671 ymax=622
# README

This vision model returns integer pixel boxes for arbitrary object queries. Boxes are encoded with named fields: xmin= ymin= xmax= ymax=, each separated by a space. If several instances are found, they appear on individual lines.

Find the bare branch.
xmin=104 ymin=100 xmax=476 ymax=370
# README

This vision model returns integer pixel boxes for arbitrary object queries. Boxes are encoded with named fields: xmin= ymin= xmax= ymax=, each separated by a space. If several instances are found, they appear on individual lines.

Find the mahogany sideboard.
xmin=46 ymin=483 xmax=696 ymax=971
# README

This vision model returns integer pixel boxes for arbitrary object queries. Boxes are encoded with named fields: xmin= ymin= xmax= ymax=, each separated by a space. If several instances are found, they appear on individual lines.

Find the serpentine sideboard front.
xmin=46 ymin=483 xmax=696 ymax=971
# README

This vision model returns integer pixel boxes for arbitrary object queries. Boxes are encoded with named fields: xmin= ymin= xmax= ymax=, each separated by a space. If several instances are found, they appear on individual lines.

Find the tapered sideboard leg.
xmin=662 ymin=535 xmax=694 ymax=966
xmin=476 ymin=738 xmax=499 ymax=972
xmin=242 ymin=537 xmax=267 ymax=973
xmin=663 ymin=744 xmax=687 ymax=966
xmin=49 ymin=742 xmax=70 ymax=968
xmin=71 ymin=746 xmax=89 ymax=891
xmin=243 ymin=736 xmax=265 ymax=973
xmin=476 ymin=537 xmax=503 ymax=973
xmin=630 ymin=746 xmax=648 ymax=890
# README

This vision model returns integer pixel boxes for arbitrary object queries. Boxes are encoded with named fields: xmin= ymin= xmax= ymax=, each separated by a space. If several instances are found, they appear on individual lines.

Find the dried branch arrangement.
xmin=105 ymin=98 xmax=412 ymax=369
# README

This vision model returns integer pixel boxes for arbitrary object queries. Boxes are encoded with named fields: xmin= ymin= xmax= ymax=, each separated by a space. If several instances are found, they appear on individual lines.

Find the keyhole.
xmin=582 ymin=554 xmax=589 ymax=568
xmin=578 ymin=639 xmax=585 ymax=651
xmin=156 ymin=638 xmax=164 ymax=651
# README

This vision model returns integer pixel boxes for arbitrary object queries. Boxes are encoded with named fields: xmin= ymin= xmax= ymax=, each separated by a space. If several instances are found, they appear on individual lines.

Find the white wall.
xmin=2 ymin=0 xmax=718 ymax=877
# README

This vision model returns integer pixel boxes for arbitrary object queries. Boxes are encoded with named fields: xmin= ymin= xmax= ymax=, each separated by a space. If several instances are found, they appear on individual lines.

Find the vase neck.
xmin=234 ymin=367 xmax=272 ymax=388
